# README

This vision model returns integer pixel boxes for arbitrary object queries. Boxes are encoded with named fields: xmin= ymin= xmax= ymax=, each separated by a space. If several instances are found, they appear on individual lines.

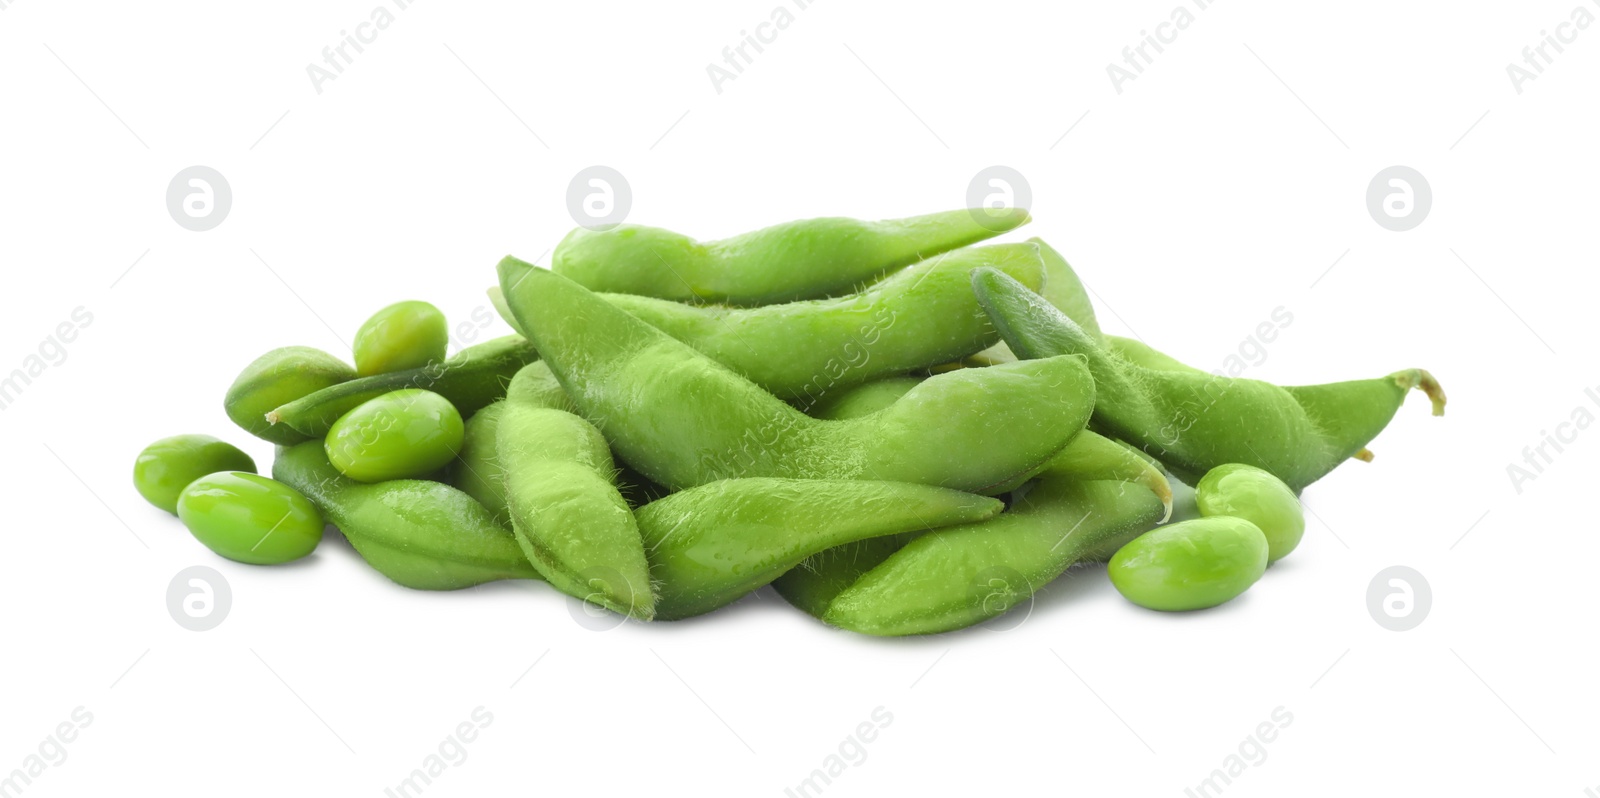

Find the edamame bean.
xmin=353 ymin=300 xmax=448 ymax=376
xmin=821 ymin=476 xmax=1169 ymax=635
xmin=1195 ymin=463 xmax=1305 ymax=562
xmin=1108 ymin=517 xmax=1269 ymax=611
xmin=499 ymin=362 xmax=655 ymax=619
xmin=452 ymin=400 xmax=509 ymax=525
xmin=176 ymin=472 xmax=323 ymax=565
xmin=599 ymin=243 xmax=1046 ymax=401
xmin=268 ymin=336 xmax=536 ymax=438
xmin=225 ymin=347 xmax=356 ymax=444
xmin=134 ymin=434 xmax=257 ymax=515
xmin=273 ymin=442 xmax=540 ymax=589
xmin=325 ymin=389 xmax=464 ymax=483
xmin=640 ymin=479 xmax=1002 ymax=620
xmin=497 ymin=257 xmax=1095 ymax=494
xmin=972 ymin=267 xmax=1447 ymax=491
xmin=553 ymin=208 xmax=1031 ymax=306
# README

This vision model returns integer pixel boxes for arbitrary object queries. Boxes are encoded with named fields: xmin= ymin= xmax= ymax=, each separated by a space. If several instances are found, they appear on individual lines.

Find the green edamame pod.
xmin=267 ymin=336 xmax=537 ymax=438
xmin=803 ymin=375 xmax=923 ymax=419
xmin=499 ymin=362 xmax=655 ymax=620
xmin=497 ymin=257 xmax=1094 ymax=495
xmin=225 ymin=347 xmax=356 ymax=444
xmin=807 ymin=373 xmax=1172 ymax=517
xmin=552 ymin=208 xmax=1031 ymax=306
xmin=1105 ymin=335 xmax=1204 ymax=374
xmin=823 ymin=476 xmax=1169 ymax=636
xmin=452 ymin=401 xmax=510 ymax=525
xmin=272 ymin=442 xmax=540 ymax=590
xmin=601 ymin=243 xmax=1046 ymax=402
xmin=972 ymin=267 xmax=1447 ymax=491
xmin=353 ymin=300 xmax=448 ymax=376
xmin=772 ymin=534 xmax=917 ymax=620
xmin=640 ymin=478 xmax=1003 ymax=620
xmin=1034 ymin=238 xmax=1104 ymax=343
xmin=1108 ymin=517 xmax=1269 ymax=611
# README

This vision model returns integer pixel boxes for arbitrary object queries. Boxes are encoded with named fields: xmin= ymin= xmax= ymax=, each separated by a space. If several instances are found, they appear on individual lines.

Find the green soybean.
xmin=325 ymin=390 xmax=464 ymax=483
xmin=640 ymin=479 xmax=1002 ymax=620
xmin=273 ymin=442 xmax=540 ymax=589
xmin=134 ymin=434 xmax=257 ymax=515
xmin=225 ymin=347 xmax=356 ymax=444
xmin=497 ymin=257 xmax=1094 ymax=494
xmin=972 ymin=267 xmax=1447 ymax=491
xmin=353 ymin=300 xmax=448 ymax=376
xmin=772 ymin=534 xmax=917 ymax=620
xmin=176 ymin=472 xmax=323 ymax=565
xmin=600 ymin=243 xmax=1046 ymax=402
xmin=1196 ymin=463 xmax=1305 ymax=563
xmin=822 ymin=476 xmax=1169 ymax=635
xmin=1108 ymin=517 xmax=1269 ymax=611
xmin=499 ymin=362 xmax=655 ymax=619
xmin=268 ymin=335 xmax=536 ymax=438
xmin=552 ymin=207 xmax=1031 ymax=306
xmin=452 ymin=401 xmax=509 ymax=525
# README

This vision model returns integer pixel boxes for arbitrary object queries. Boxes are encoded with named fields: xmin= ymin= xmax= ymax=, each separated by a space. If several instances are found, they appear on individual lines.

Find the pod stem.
xmin=1393 ymin=369 xmax=1447 ymax=416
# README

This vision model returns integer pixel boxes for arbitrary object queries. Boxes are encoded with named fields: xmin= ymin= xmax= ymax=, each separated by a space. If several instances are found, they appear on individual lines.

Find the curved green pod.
xmin=225 ymin=347 xmax=356 ymax=445
xmin=601 ymin=243 xmax=1045 ymax=402
xmin=640 ymin=479 xmax=1002 ymax=620
xmin=497 ymin=257 xmax=1094 ymax=495
xmin=272 ymin=442 xmax=540 ymax=590
xmin=267 ymin=336 xmax=537 ymax=438
xmin=972 ymin=267 xmax=1446 ymax=491
xmin=552 ymin=208 xmax=1031 ymax=306
xmin=823 ymin=476 xmax=1169 ymax=636
xmin=452 ymin=401 xmax=510 ymax=525
xmin=498 ymin=362 xmax=655 ymax=619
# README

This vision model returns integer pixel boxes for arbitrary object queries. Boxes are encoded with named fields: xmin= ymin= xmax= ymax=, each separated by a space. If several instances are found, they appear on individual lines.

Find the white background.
xmin=2 ymin=1 xmax=1596 ymax=795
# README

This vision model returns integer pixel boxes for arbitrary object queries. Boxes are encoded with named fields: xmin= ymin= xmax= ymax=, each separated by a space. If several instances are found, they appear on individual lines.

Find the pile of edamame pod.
xmin=133 ymin=208 xmax=1446 ymax=634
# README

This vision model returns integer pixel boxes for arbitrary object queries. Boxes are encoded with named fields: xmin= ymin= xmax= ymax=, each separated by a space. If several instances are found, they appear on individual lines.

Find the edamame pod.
xmin=640 ymin=479 xmax=1003 ymax=620
xmin=973 ymin=267 xmax=1447 ymax=491
xmin=498 ymin=362 xmax=655 ymax=619
xmin=552 ymin=208 xmax=1031 ymax=306
xmin=804 ymin=373 xmax=1172 ymax=518
xmin=497 ymin=258 xmax=1094 ymax=495
xmin=823 ymin=476 xmax=1169 ymax=635
xmin=452 ymin=401 xmax=510 ymax=525
xmin=267 ymin=336 xmax=537 ymax=438
xmin=225 ymin=347 xmax=356 ymax=444
xmin=601 ymin=243 xmax=1046 ymax=402
xmin=272 ymin=442 xmax=540 ymax=589
xmin=772 ymin=534 xmax=917 ymax=620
